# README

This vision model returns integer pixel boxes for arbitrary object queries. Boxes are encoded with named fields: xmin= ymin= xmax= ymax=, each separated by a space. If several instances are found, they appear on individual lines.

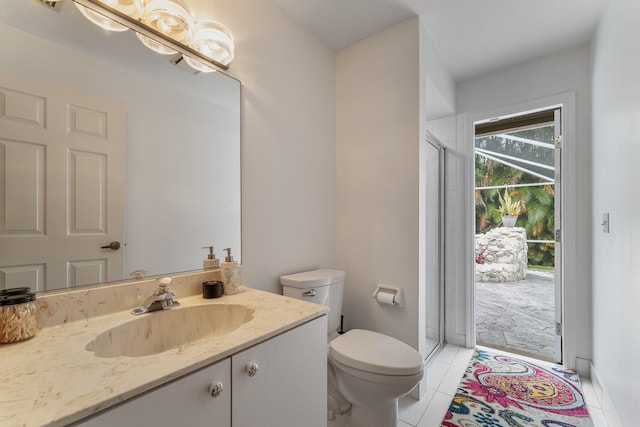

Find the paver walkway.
xmin=475 ymin=269 xmax=560 ymax=362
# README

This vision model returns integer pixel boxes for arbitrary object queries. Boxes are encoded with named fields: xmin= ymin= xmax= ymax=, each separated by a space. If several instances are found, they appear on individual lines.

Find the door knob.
xmin=208 ymin=382 xmax=224 ymax=398
xmin=246 ymin=363 xmax=259 ymax=377
xmin=101 ymin=241 xmax=121 ymax=251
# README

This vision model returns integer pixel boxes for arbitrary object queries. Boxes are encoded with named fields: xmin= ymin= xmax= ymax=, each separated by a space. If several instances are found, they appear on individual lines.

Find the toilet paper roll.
xmin=376 ymin=291 xmax=396 ymax=306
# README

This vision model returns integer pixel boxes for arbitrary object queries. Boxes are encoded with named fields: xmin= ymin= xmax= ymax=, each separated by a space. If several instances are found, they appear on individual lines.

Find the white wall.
xmin=422 ymin=25 xmax=456 ymax=120
xmin=336 ymin=18 xmax=424 ymax=349
xmin=591 ymin=0 xmax=640 ymax=424
xmin=205 ymin=0 xmax=338 ymax=293
xmin=455 ymin=45 xmax=593 ymax=367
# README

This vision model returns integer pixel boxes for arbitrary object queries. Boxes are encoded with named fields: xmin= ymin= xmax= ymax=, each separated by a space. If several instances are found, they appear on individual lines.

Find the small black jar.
xmin=202 ymin=281 xmax=223 ymax=299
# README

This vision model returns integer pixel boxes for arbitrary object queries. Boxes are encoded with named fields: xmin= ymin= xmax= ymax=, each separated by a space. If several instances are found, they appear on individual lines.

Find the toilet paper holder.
xmin=373 ymin=284 xmax=404 ymax=308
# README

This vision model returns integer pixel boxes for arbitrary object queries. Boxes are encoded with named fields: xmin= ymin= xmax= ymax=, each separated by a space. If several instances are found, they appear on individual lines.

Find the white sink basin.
xmin=86 ymin=304 xmax=254 ymax=358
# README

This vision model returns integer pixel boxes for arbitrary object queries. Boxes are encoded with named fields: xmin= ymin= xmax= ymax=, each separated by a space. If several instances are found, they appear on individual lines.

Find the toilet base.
xmin=328 ymin=361 xmax=351 ymax=419
xmin=328 ymin=353 xmax=422 ymax=427
xmin=349 ymin=401 xmax=399 ymax=427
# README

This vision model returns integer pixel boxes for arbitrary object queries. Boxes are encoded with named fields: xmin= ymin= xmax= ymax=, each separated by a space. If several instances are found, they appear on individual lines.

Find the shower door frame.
xmin=424 ymin=132 xmax=446 ymax=363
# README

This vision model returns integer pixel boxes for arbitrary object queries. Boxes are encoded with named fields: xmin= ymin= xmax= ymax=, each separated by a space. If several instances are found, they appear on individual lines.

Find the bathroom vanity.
xmin=0 ymin=272 xmax=328 ymax=427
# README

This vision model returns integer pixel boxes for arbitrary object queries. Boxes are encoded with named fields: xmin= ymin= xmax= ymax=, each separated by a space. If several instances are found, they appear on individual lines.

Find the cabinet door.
xmin=232 ymin=316 xmax=327 ymax=427
xmin=76 ymin=358 xmax=231 ymax=426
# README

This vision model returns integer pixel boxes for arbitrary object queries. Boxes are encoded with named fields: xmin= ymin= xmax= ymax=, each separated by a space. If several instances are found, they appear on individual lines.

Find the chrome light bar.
xmin=72 ymin=0 xmax=230 ymax=71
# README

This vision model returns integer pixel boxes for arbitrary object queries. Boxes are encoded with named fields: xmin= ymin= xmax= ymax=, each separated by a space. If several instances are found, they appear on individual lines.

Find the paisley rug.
xmin=441 ymin=348 xmax=593 ymax=427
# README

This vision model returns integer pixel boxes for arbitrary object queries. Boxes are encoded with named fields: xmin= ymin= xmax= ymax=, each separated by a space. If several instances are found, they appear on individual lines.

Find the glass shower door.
xmin=424 ymin=137 xmax=445 ymax=360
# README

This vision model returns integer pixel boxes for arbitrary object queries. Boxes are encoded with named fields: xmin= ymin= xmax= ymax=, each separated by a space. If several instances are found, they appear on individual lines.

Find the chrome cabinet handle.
xmin=302 ymin=289 xmax=317 ymax=297
xmin=100 ymin=241 xmax=121 ymax=251
xmin=246 ymin=363 xmax=259 ymax=377
xmin=208 ymin=382 xmax=224 ymax=398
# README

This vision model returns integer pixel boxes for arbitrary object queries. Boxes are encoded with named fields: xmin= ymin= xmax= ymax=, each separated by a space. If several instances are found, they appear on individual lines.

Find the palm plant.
xmin=498 ymin=189 xmax=521 ymax=216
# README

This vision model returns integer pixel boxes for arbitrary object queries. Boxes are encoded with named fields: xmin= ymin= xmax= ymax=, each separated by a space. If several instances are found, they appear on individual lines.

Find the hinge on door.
xmin=555 ymin=229 xmax=561 ymax=242
xmin=555 ymin=135 xmax=562 ymax=148
xmin=556 ymin=322 xmax=562 ymax=336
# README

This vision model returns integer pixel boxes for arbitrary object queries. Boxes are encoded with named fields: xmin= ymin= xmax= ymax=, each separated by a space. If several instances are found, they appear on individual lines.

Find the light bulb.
xmin=184 ymin=20 xmax=235 ymax=72
xmin=139 ymin=0 xmax=195 ymax=44
xmin=103 ymin=0 xmax=143 ymax=17
xmin=75 ymin=0 xmax=143 ymax=32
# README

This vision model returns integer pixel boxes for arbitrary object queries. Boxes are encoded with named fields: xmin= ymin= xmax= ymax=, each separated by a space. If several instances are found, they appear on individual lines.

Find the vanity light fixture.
xmin=36 ymin=0 xmax=65 ymax=11
xmin=136 ymin=0 xmax=194 ymax=54
xmin=72 ymin=0 xmax=233 ymax=71
xmin=75 ymin=4 xmax=128 ymax=31
xmin=136 ymin=34 xmax=178 ymax=54
xmin=184 ymin=20 xmax=235 ymax=73
xmin=75 ymin=0 xmax=143 ymax=32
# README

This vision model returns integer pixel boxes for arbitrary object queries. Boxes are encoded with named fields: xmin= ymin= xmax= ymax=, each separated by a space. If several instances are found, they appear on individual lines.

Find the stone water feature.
xmin=475 ymin=227 xmax=527 ymax=282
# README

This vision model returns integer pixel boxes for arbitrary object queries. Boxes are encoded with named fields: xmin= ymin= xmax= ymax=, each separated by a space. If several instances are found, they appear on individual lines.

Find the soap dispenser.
xmin=202 ymin=246 xmax=220 ymax=269
xmin=221 ymin=247 xmax=240 ymax=295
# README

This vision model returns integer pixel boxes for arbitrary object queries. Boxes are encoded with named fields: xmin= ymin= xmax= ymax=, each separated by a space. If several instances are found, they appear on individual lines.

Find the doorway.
xmin=473 ymin=107 xmax=562 ymax=363
xmin=424 ymin=133 xmax=445 ymax=361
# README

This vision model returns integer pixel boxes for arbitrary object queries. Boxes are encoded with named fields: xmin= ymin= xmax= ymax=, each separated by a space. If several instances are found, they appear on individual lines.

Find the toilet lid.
xmin=280 ymin=269 xmax=345 ymax=288
xmin=328 ymin=329 xmax=423 ymax=376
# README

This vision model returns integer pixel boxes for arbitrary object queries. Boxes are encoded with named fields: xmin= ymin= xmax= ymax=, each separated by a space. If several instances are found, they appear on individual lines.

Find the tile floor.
xmin=395 ymin=344 xmax=611 ymax=427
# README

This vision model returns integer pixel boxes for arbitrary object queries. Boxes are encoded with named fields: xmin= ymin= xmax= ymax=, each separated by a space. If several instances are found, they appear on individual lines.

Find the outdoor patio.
xmin=475 ymin=269 xmax=559 ymax=362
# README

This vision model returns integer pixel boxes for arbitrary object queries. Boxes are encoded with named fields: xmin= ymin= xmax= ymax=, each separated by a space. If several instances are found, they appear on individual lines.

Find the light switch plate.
xmin=602 ymin=213 xmax=610 ymax=233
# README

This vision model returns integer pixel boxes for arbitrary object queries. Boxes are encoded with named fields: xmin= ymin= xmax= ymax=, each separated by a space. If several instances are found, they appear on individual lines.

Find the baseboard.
xmin=445 ymin=333 xmax=466 ymax=348
xmin=575 ymin=357 xmax=590 ymax=378
xmin=590 ymin=363 xmax=624 ymax=427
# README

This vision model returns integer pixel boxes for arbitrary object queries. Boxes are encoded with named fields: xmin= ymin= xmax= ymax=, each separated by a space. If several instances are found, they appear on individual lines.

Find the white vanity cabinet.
xmin=232 ymin=315 xmax=327 ymax=426
xmin=75 ymin=316 xmax=327 ymax=427
xmin=77 ymin=358 xmax=231 ymax=426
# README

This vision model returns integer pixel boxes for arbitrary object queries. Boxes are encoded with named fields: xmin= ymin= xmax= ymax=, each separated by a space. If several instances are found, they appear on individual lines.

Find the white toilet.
xmin=280 ymin=269 xmax=424 ymax=427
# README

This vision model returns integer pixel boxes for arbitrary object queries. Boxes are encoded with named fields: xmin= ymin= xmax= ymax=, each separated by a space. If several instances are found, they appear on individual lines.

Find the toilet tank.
xmin=280 ymin=269 xmax=345 ymax=335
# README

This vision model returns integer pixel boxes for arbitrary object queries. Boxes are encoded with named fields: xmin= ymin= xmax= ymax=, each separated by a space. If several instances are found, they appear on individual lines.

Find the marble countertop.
xmin=0 ymin=281 xmax=328 ymax=427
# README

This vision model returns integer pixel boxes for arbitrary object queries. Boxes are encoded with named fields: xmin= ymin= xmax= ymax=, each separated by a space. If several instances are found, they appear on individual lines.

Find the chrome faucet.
xmin=131 ymin=277 xmax=180 ymax=315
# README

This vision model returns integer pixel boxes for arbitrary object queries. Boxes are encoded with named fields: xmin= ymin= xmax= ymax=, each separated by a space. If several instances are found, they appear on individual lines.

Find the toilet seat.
xmin=328 ymin=329 xmax=423 ymax=376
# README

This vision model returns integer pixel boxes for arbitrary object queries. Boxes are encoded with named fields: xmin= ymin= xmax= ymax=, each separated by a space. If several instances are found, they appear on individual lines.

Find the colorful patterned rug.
xmin=441 ymin=348 xmax=593 ymax=427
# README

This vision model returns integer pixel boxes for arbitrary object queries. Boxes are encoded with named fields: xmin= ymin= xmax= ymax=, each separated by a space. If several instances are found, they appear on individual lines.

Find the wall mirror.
xmin=0 ymin=0 xmax=241 ymax=292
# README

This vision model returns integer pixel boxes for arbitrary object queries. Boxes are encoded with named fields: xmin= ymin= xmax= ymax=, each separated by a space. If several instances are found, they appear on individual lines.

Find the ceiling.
xmin=275 ymin=0 xmax=608 ymax=82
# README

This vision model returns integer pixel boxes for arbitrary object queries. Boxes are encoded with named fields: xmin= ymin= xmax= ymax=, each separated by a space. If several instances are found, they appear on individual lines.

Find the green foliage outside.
xmin=475 ymin=127 xmax=556 ymax=267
